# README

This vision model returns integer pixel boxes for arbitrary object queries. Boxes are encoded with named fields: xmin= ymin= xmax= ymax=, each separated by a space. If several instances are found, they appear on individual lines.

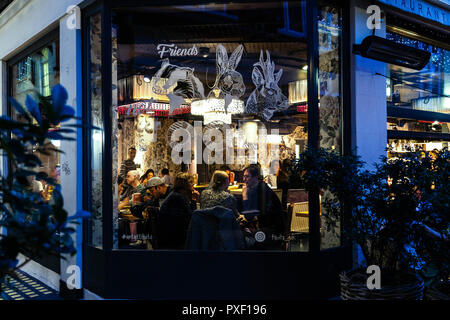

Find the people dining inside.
xmin=117 ymin=162 xmax=289 ymax=251
xmin=118 ymin=170 xmax=146 ymax=210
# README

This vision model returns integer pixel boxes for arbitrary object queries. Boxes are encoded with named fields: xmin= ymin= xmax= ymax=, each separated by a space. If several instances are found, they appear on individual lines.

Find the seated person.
xmin=118 ymin=170 xmax=145 ymax=211
xmin=160 ymin=168 xmax=174 ymax=186
xmin=144 ymin=176 xmax=172 ymax=208
xmin=241 ymin=164 xmax=286 ymax=243
xmin=200 ymin=170 xmax=239 ymax=218
xmin=140 ymin=169 xmax=154 ymax=186
xmin=156 ymin=172 xmax=200 ymax=249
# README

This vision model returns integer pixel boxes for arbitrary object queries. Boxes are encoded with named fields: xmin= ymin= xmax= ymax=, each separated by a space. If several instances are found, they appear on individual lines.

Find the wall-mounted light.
xmin=302 ymin=65 xmax=308 ymax=71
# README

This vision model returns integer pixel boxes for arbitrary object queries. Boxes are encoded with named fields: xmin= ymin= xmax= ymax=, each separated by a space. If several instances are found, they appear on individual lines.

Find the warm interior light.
xmin=267 ymin=134 xmax=282 ymax=144
xmin=203 ymin=112 xmax=232 ymax=124
xmin=302 ymin=65 xmax=308 ymax=70
xmin=243 ymin=121 xmax=258 ymax=144
xmin=191 ymin=98 xmax=244 ymax=115
xmin=143 ymin=76 xmax=151 ymax=83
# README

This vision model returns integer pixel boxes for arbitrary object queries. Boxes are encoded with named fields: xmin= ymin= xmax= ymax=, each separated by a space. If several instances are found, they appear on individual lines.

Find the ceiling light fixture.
xmin=191 ymin=98 xmax=244 ymax=125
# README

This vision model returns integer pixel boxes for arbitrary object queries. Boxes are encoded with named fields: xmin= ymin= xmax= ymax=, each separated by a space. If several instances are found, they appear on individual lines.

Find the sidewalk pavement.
xmin=0 ymin=270 xmax=60 ymax=300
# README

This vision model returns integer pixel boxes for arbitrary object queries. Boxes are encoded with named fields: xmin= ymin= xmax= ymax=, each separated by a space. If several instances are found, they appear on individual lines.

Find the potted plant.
xmin=288 ymin=147 xmax=449 ymax=300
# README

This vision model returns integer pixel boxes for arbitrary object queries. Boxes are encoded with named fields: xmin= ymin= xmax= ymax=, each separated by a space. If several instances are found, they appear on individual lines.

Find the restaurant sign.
xmin=377 ymin=0 xmax=450 ymax=26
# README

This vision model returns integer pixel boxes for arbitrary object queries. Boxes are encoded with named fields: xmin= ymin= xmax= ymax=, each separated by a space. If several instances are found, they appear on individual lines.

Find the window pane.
xmin=318 ymin=5 xmax=342 ymax=249
xmin=10 ymin=40 xmax=60 ymax=201
xmin=386 ymin=32 xmax=450 ymax=114
xmin=112 ymin=2 xmax=310 ymax=251
xmin=88 ymin=12 xmax=103 ymax=248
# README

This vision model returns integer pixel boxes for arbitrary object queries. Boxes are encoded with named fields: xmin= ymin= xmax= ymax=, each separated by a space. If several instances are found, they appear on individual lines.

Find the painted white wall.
xmin=0 ymin=0 xmax=83 ymax=60
xmin=0 ymin=0 xmax=85 ymax=292
xmin=59 ymin=10 xmax=83 ymax=291
xmin=350 ymin=0 xmax=387 ymax=169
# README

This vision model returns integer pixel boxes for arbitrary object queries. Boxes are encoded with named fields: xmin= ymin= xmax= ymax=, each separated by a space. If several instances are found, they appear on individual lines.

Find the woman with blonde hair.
xmin=200 ymin=170 xmax=238 ymax=217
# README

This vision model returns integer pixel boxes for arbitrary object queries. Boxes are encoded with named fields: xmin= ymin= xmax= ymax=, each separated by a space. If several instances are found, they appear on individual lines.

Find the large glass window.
xmin=386 ymin=32 xmax=450 ymax=114
xmin=111 ymin=2 xmax=314 ymax=251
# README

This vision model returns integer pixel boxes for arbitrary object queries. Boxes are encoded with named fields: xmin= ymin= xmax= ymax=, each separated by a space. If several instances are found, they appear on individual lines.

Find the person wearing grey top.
xmin=200 ymin=170 xmax=239 ymax=218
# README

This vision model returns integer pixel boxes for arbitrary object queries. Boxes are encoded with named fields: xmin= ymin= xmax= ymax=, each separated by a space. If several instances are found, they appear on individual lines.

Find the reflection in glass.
xmin=89 ymin=13 xmax=103 ymax=248
xmin=318 ymin=5 xmax=342 ymax=250
xmin=386 ymin=32 xmax=450 ymax=114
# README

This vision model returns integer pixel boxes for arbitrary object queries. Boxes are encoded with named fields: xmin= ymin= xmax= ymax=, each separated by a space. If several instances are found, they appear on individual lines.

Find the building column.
xmin=350 ymin=0 xmax=387 ymax=169
xmin=350 ymin=0 xmax=387 ymax=268
xmin=59 ymin=7 xmax=83 ymax=299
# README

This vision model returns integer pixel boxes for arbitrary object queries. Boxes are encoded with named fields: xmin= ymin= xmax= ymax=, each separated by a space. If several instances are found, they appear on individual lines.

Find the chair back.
xmin=289 ymin=201 xmax=309 ymax=233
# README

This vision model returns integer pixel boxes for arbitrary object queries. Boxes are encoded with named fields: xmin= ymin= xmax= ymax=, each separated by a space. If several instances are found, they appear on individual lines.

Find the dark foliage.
xmin=289 ymin=147 xmax=449 ymax=286
xmin=0 ymin=85 xmax=90 ymax=294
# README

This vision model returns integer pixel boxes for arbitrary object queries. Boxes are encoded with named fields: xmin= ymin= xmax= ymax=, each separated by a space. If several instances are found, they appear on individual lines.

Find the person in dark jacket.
xmin=156 ymin=172 xmax=200 ymax=249
xmin=185 ymin=206 xmax=245 ymax=250
xmin=242 ymin=164 xmax=286 ymax=249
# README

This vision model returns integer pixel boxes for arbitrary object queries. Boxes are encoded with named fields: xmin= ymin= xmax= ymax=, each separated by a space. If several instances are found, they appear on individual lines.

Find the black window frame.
xmin=82 ymin=0 xmax=353 ymax=299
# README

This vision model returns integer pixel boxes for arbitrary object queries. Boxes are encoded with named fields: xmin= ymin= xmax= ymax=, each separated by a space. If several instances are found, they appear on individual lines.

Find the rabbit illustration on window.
xmin=152 ymin=58 xmax=205 ymax=114
xmin=208 ymin=44 xmax=246 ymax=111
xmin=245 ymin=50 xmax=289 ymax=121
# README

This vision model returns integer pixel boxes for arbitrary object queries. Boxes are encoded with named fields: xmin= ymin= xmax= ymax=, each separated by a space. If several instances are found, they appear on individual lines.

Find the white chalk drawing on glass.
xmin=152 ymin=58 xmax=205 ymax=114
xmin=245 ymin=50 xmax=289 ymax=121
xmin=208 ymin=44 xmax=245 ymax=112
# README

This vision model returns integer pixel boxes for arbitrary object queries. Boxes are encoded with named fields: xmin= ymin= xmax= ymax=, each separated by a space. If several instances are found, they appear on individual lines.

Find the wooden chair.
xmin=290 ymin=202 xmax=309 ymax=233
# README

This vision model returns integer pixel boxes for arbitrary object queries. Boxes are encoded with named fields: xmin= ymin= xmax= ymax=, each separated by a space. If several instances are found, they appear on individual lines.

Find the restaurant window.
xmin=111 ymin=1 xmax=316 ymax=251
xmin=10 ymin=38 xmax=60 ymax=202
xmin=385 ymin=32 xmax=450 ymax=115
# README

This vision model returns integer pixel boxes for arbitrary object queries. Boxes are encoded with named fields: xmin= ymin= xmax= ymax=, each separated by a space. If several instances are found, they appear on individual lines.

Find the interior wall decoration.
xmin=209 ymin=44 xmax=245 ymax=105
xmin=152 ymin=58 xmax=205 ymax=114
xmin=245 ymin=50 xmax=289 ymax=121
